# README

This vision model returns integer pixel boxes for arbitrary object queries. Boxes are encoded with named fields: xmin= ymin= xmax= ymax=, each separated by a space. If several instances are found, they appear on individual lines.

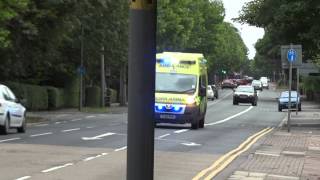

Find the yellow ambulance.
xmin=155 ymin=52 xmax=208 ymax=129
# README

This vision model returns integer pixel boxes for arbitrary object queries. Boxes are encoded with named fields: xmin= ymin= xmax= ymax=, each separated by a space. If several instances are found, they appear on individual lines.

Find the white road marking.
xmin=115 ymin=146 xmax=127 ymax=152
xmin=86 ymin=115 xmax=96 ymax=119
xmin=62 ymin=128 xmax=80 ymax=132
xmin=71 ymin=118 xmax=82 ymax=122
xmin=157 ymin=133 xmax=171 ymax=139
xmin=15 ymin=176 xmax=31 ymax=180
xmin=181 ymin=142 xmax=201 ymax=146
xmin=278 ymin=115 xmax=288 ymax=128
xmin=83 ymin=153 xmax=109 ymax=162
xmin=41 ymin=163 xmax=73 ymax=173
xmin=0 ymin=137 xmax=21 ymax=143
xmin=205 ymin=106 xmax=253 ymax=126
xmin=86 ymin=126 xmax=95 ymax=129
xmin=57 ymin=114 xmax=67 ymax=118
xmin=174 ymin=129 xmax=189 ymax=134
xmin=55 ymin=122 xmax=61 ymax=124
xmin=82 ymin=132 xmax=115 ymax=140
xmin=30 ymin=132 xmax=52 ymax=137
xmin=35 ymin=124 xmax=49 ymax=127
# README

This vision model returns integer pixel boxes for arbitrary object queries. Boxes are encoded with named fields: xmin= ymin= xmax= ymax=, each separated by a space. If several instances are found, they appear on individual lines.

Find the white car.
xmin=0 ymin=84 xmax=27 ymax=135
xmin=207 ymin=85 xmax=214 ymax=101
xmin=251 ymin=80 xmax=263 ymax=91
xmin=260 ymin=77 xmax=269 ymax=89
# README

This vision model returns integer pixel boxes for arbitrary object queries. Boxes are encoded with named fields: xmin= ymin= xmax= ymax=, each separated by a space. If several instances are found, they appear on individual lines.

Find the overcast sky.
xmin=222 ymin=0 xmax=265 ymax=59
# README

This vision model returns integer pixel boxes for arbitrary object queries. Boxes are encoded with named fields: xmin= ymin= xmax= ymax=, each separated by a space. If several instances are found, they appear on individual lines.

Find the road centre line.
xmin=205 ymin=106 xmax=253 ymax=126
xmin=41 ymin=163 xmax=73 ymax=173
xmin=71 ymin=118 xmax=82 ymax=122
xmin=62 ymin=128 xmax=80 ymax=132
xmin=82 ymin=132 xmax=115 ymax=140
xmin=174 ymin=129 xmax=189 ymax=134
xmin=35 ymin=123 xmax=49 ymax=127
xmin=193 ymin=127 xmax=273 ymax=180
xmin=86 ymin=115 xmax=96 ymax=119
xmin=115 ymin=146 xmax=127 ymax=152
xmin=0 ymin=137 xmax=21 ymax=143
xmin=15 ymin=176 xmax=31 ymax=180
xmin=83 ymin=152 xmax=109 ymax=162
xmin=30 ymin=132 xmax=53 ymax=137
xmin=208 ymin=90 xmax=233 ymax=107
xmin=157 ymin=133 xmax=171 ymax=139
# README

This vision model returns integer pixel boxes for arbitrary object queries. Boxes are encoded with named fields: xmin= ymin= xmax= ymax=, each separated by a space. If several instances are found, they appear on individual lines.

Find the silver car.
xmin=0 ymin=84 xmax=27 ymax=135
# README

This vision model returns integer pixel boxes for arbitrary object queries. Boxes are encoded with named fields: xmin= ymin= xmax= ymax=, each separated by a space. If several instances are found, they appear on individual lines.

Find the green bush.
xmin=302 ymin=76 xmax=320 ymax=92
xmin=64 ymin=76 xmax=80 ymax=108
xmin=85 ymin=86 xmax=101 ymax=107
xmin=108 ymin=88 xmax=118 ymax=103
xmin=5 ymin=82 xmax=48 ymax=111
xmin=47 ymin=87 xmax=65 ymax=109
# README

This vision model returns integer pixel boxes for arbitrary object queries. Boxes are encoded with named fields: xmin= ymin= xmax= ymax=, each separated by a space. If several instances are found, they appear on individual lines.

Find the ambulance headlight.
xmin=186 ymin=96 xmax=196 ymax=105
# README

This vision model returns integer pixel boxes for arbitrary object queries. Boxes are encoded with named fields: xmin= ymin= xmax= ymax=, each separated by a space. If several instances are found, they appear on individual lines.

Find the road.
xmin=0 ymin=87 xmax=286 ymax=180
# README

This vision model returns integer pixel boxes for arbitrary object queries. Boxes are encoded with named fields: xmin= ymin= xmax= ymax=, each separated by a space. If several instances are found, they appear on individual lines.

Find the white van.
xmin=260 ymin=77 xmax=269 ymax=89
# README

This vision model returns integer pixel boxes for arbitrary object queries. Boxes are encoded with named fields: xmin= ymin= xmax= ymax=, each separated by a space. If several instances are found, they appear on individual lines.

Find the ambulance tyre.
xmin=191 ymin=120 xmax=199 ymax=130
xmin=199 ymin=118 xmax=204 ymax=128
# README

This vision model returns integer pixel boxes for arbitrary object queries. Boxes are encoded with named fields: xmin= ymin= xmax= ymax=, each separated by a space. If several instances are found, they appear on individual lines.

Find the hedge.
xmin=85 ymin=86 xmax=101 ymax=107
xmin=64 ymin=76 xmax=80 ymax=108
xmin=47 ymin=87 xmax=65 ymax=109
xmin=5 ymin=82 xmax=49 ymax=111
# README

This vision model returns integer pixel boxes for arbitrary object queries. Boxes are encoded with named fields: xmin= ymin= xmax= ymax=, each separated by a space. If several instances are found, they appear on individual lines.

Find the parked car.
xmin=207 ymin=85 xmax=214 ymax=101
xmin=0 ymin=84 xmax=27 ymax=135
xmin=278 ymin=91 xmax=301 ymax=112
xmin=260 ymin=77 xmax=269 ymax=89
xmin=233 ymin=85 xmax=258 ymax=106
xmin=211 ymin=84 xmax=218 ymax=99
xmin=251 ymin=80 xmax=263 ymax=91
xmin=221 ymin=79 xmax=237 ymax=89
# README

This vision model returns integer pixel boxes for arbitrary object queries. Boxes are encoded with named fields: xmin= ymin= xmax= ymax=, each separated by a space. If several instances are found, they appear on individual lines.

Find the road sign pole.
xmin=127 ymin=1 xmax=156 ymax=180
xmin=296 ymin=68 xmax=299 ymax=115
xmin=288 ymin=61 xmax=292 ymax=132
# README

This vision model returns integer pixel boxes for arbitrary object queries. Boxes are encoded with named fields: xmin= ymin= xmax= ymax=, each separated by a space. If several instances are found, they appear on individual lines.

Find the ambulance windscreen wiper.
xmin=180 ymin=88 xmax=196 ymax=94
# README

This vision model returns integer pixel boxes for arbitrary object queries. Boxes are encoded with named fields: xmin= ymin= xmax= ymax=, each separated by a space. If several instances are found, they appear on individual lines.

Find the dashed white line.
xmin=83 ymin=153 xmax=109 ymax=162
xmin=30 ymin=132 xmax=53 ymax=137
xmin=86 ymin=126 xmax=95 ymax=129
xmin=205 ymin=106 xmax=253 ymax=126
xmin=82 ymin=132 xmax=115 ymax=140
xmin=115 ymin=146 xmax=127 ymax=152
xmin=157 ymin=133 xmax=171 ymax=139
xmin=174 ymin=129 xmax=189 ymax=134
xmin=15 ymin=176 xmax=31 ymax=180
xmin=62 ymin=128 xmax=80 ymax=132
xmin=35 ymin=124 xmax=49 ymax=127
xmin=71 ymin=118 xmax=82 ymax=122
xmin=41 ymin=163 xmax=73 ymax=173
xmin=55 ymin=122 xmax=61 ymax=124
xmin=0 ymin=137 xmax=21 ymax=143
xmin=86 ymin=115 xmax=96 ymax=119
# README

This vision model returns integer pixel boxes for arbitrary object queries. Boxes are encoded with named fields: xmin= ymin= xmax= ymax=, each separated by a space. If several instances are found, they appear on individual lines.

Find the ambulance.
xmin=155 ymin=52 xmax=208 ymax=129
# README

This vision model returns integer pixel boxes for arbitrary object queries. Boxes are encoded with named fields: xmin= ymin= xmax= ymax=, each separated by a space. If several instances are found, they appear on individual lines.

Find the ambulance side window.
xmin=199 ymin=75 xmax=207 ymax=96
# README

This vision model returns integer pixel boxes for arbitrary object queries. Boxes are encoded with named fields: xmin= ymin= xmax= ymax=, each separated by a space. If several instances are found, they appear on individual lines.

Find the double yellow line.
xmin=193 ymin=127 xmax=274 ymax=180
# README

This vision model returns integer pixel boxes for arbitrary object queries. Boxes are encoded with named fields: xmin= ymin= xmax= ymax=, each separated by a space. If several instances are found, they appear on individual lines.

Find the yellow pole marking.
xmin=130 ymin=0 xmax=155 ymax=10
xmin=192 ymin=127 xmax=273 ymax=180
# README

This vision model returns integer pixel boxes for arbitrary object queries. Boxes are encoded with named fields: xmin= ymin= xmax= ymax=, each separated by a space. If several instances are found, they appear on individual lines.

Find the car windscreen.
xmin=252 ymin=80 xmax=261 ymax=85
xmin=156 ymin=73 xmax=197 ymax=94
xmin=236 ymin=86 xmax=254 ymax=93
xmin=281 ymin=92 xmax=297 ymax=98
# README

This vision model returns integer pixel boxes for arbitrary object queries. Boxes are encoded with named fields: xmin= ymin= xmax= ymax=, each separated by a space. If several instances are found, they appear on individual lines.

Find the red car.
xmin=221 ymin=79 xmax=237 ymax=89
xmin=234 ymin=79 xmax=248 ymax=86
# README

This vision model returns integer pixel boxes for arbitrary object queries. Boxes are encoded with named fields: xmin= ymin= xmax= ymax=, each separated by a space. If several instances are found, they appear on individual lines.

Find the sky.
xmin=222 ymin=0 xmax=265 ymax=59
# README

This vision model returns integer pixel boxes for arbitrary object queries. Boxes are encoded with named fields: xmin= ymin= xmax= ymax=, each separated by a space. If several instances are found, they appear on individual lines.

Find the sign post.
xmin=296 ymin=68 xmax=299 ymax=115
xmin=287 ymin=44 xmax=297 ymax=132
xmin=127 ymin=1 xmax=156 ymax=180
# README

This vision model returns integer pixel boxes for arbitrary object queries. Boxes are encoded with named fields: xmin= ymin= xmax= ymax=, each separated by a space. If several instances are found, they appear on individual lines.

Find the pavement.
xmin=227 ymin=101 xmax=320 ymax=180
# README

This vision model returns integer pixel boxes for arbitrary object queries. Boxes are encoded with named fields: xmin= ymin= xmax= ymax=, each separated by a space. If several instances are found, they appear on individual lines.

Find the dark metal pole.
xmin=288 ymin=44 xmax=293 ymax=132
xmin=79 ymin=24 xmax=84 ymax=111
xmin=127 ymin=1 xmax=156 ymax=180
xmin=296 ymin=68 xmax=299 ymax=115
xmin=101 ymin=46 xmax=105 ymax=107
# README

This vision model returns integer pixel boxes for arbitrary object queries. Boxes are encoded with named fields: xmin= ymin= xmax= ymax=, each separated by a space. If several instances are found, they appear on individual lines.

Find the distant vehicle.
xmin=207 ymin=85 xmax=214 ymax=101
xmin=221 ymin=79 xmax=237 ymax=89
xmin=278 ymin=91 xmax=301 ymax=112
xmin=251 ymin=80 xmax=263 ymax=91
xmin=234 ymin=79 xmax=248 ymax=86
xmin=260 ymin=77 xmax=269 ymax=89
xmin=211 ymin=84 xmax=219 ymax=99
xmin=233 ymin=85 xmax=258 ymax=106
xmin=155 ymin=52 xmax=207 ymax=129
xmin=0 ymin=84 xmax=27 ymax=135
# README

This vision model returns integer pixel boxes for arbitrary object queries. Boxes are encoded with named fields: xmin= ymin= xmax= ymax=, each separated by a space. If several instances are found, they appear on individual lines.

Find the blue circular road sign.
xmin=287 ymin=49 xmax=297 ymax=62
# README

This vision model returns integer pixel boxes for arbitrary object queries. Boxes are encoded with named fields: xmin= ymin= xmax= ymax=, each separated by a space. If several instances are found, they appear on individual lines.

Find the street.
xmin=0 ymin=87 xmax=286 ymax=180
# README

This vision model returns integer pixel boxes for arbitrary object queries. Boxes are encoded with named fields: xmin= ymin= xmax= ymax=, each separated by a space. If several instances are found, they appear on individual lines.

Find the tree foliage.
xmin=237 ymin=0 xmax=320 ymax=73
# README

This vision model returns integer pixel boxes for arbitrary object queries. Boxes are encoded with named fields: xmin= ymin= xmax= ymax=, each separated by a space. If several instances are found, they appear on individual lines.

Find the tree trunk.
xmin=119 ymin=65 xmax=127 ymax=106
